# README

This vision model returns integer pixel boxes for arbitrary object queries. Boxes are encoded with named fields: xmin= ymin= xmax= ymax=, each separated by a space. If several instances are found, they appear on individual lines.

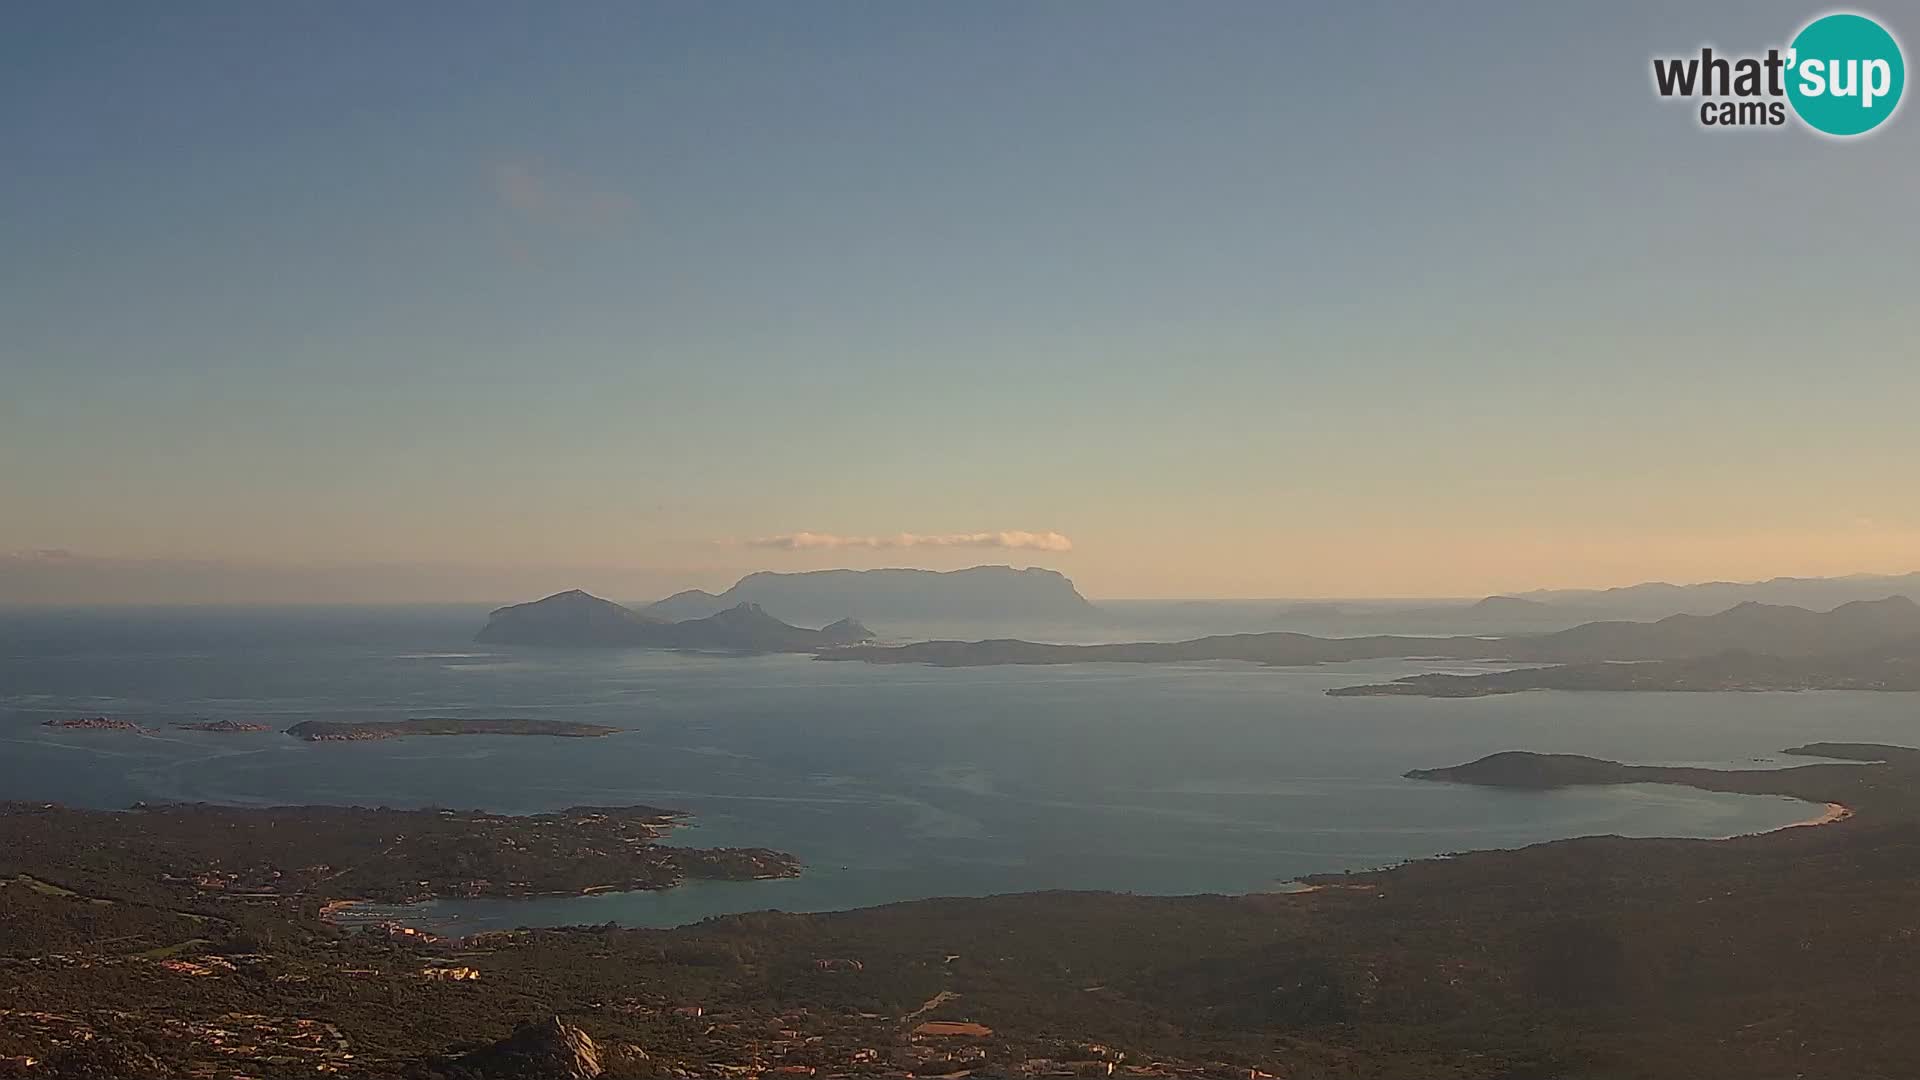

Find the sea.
xmin=2 ymin=605 xmax=1913 ymax=931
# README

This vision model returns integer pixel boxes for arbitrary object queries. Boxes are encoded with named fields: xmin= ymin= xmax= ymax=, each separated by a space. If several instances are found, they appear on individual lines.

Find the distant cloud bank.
xmin=1 ymin=548 xmax=80 ymax=562
xmin=743 ymin=531 xmax=1074 ymax=553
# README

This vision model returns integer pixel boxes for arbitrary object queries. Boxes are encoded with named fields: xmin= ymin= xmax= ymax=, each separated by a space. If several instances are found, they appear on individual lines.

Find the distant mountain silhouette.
xmin=1514 ymin=571 xmax=1920 ymax=618
xmin=825 ymin=596 xmax=1920 ymax=670
xmin=1468 ymin=595 xmax=1553 ymax=615
xmin=645 ymin=565 xmax=1096 ymax=624
xmin=649 ymin=587 xmax=724 ymax=617
xmin=474 ymin=589 xmax=662 ymax=646
xmin=477 ymin=590 xmax=872 ymax=652
xmin=1501 ymin=596 xmax=1920 ymax=662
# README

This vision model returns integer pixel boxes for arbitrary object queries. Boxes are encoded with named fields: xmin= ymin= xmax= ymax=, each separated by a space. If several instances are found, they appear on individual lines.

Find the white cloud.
xmin=744 ymin=531 xmax=1074 ymax=553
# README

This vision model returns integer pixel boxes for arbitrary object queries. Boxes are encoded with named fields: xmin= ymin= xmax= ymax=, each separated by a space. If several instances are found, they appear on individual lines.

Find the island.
xmin=1402 ymin=741 xmax=1914 ymax=796
xmin=40 ymin=716 xmax=145 ymax=732
xmin=173 ymin=719 xmax=272 ymax=733
xmin=284 ymin=718 xmax=620 ymax=742
xmin=476 ymin=589 xmax=874 ymax=651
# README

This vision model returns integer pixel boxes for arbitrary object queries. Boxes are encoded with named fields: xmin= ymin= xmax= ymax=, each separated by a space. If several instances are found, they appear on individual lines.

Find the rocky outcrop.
xmin=458 ymin=1016 xmax=604 ymax=1079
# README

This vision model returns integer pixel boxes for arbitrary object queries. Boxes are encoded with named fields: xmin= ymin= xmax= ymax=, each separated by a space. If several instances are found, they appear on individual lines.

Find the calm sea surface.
xmin=3 ymin=607 xmax=1913 ymax=930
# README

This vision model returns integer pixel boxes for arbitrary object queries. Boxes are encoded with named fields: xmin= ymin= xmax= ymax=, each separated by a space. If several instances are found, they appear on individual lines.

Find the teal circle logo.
xmin=1787 ymin=12 xmax=1905 ymax=136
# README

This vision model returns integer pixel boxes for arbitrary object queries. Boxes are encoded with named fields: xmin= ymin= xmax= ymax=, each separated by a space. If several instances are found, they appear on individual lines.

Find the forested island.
xmin=1402 ymin=741 xmax=1904 ymax=797
xmin=40 ymin=716 xmax=144 ymax=732
xmin=30 ymin=717 xmax=622 ymax=742
xmin=173 ymin=719 xmax=272 ymax=733
xmin=284 ymin=718 xmax=621 ymax=742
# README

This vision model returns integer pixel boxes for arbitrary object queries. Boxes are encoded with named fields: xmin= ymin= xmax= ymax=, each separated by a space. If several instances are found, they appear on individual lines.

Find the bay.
xmin=2 ymin=606 xmax=1908 ymax=930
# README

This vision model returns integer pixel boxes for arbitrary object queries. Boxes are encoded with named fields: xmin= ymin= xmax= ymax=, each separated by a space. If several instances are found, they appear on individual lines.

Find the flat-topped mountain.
xmin=824 ymin=596 xmax=1920 ymax=671
xmin=646 ymin=565 xmax=1097 ymax=624
xmin=477 ymin=590 xmax=873 ymax=652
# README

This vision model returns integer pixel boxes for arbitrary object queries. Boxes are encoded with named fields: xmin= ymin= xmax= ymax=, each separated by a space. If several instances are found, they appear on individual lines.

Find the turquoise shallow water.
xmin=2 ymin=607 xmax=1911 ymax=929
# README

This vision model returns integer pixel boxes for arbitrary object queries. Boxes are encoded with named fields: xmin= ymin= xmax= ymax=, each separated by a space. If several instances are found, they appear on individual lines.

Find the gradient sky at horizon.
xmin=4 ymin=1 xmax=1916 ymax=601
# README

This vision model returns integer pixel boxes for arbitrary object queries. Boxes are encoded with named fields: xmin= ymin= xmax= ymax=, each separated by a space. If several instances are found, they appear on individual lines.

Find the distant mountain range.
xmin=1096 ymin=572 xmax=1920 ymax=639
xmin=1511 ymin=571 xmax=1920 ymax=618
xmin=644 ymin=565 xmax=1097 ymax=625
xmin=1482 ymin=596 xmax=1920 ymax=663
xmin=476 ymin=590 xmax=873 ymax=652
xmin=823 ymin=596 xmax=1920 ymax=673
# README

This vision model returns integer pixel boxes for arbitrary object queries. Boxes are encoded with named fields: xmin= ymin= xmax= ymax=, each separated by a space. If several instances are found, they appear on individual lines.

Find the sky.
xmin=3 ymin=1 xmax=1916 ymax=603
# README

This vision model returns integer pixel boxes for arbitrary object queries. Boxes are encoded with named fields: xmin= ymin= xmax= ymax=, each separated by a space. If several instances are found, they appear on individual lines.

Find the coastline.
xmin=352 ymin=783 xmax=1833 ymax=936
xmin=1775 ymin=799 xmax=1853 ymax=831
xmin=1703 ymin=798 xmax=1852 ymax=842
xmin=1273 ymin=793 xmax=1857 ymax=896
xmin=14 ymin=747 xmax=1920 ymax=1080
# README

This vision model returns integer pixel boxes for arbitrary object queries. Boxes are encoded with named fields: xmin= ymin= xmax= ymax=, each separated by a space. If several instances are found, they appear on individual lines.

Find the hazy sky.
xmin=4 ymin=2 xmax=1916 ymax=602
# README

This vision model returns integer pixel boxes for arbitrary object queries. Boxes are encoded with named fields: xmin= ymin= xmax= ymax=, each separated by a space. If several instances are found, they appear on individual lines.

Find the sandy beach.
xmin=1788 ymin=802 xmax=1854 ymax=829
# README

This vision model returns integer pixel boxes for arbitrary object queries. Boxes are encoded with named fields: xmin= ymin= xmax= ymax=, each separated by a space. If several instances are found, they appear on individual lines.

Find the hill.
xmin=644 ymin=565 xmax=1097 ymax=624
xmin=476 ymin=591 xmax=873 ymax=652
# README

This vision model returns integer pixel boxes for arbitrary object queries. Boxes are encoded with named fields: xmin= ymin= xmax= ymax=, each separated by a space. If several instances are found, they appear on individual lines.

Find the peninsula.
xmin=0 ymin=801 xmax=798 ymax=907
xmin=1402 ymin=741 xmax=1909 ymax=795
xmin=1329 ymin=641 xmax=1920 ymax=697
